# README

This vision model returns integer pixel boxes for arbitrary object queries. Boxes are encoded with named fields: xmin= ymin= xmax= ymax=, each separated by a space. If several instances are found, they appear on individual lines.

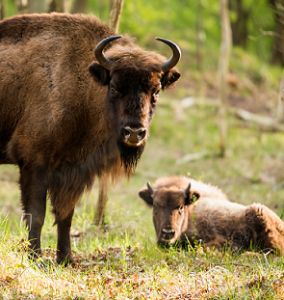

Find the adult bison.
xmin=139 ymin=176 xmax=284 ymax=255
xmin=0 ymin=13 xmax=181 ymax=264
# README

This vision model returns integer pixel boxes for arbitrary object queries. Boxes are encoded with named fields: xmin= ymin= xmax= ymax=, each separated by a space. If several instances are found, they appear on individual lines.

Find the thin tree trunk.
xmin=49 ymin=0 xmax=71 ymax=13
xmin=15 ymin=0 xmax=29 ymax=14
xmin=196 ymin=1 xmax=204 ymax=70
xmin=229 ymin=0 xmax=250 ymax=48
xmin=270 ymin=0 xmax=284 ymax=65
xmin=0 ymin=0 xmax=4 ymax=20
xmin=71 ymin=0 xmax=88 ymax=14
xmin=94 ymin=0 xmax=124 ymax=226
xmin=277 ymin=75 xmax=284 ymax=122
xmin=29 ymin=0 xmax=49 ymax=13
xmin=196 ymin=2 xmax=206 ymax=103
xmin=218 ymin=0 xmax=232 ymax=157
xmin=94 ymin=174 xmax=109 ymax=226
xmin=109 ymin=0 xmax=124 ymax=33
xmin=56 ymin=0 xmax=65 ymax=12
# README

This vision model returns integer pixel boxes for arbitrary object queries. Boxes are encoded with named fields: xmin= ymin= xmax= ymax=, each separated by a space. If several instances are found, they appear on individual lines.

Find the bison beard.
xmin=117 ymin=139 xmax=145 ymax=172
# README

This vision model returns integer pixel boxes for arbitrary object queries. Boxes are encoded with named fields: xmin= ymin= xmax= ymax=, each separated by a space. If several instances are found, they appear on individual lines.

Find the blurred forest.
xmin=1 ymin=1 xmax=283 ymax=121
xmin=2 ymin=4 xmax=284 ymax=298
xmin=0 ymin=0 xmax=283 ymax=69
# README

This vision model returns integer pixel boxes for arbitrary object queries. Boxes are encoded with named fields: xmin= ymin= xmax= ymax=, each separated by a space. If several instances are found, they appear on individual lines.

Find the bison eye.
xmin=154 ymin=90 xmax=160 ymax=99
xmin=153 ymin=204 xmax=157 ymax=210
xmin=179 ymin=205 xmax=184 ymax=213
xmin=110 ymin=85 xmax=118 ymax=95
xmin=151 ymin=92 xmax=159 ymax=105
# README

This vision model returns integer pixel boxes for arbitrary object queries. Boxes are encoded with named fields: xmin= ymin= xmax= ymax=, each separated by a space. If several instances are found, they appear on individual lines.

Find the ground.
xmin=1 ymin=55 xmax=284 ymax=298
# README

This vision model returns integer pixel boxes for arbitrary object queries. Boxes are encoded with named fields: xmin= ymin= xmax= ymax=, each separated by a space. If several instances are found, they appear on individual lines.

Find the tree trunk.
xmin=94 ymin=0 xmax=124 ymax=227
xmin=270 ymin=0 xmax=284 ymax=66
xmin=15 ymin=0 xmax=29 ymax=14
xmin=29 ymin=0 xmax=49 ymax=13
xmin=109 ymin=0 xmax=124 ymax=33
xmin=229 ymin=0 xmax=250 ymax=48
xmin=49 ymin=0 xmax=71 ymax=13
xmin=55 ymin=0 xmax=65 ymax=12
xmin=218 ymin=0 xmax=232 ymax=157
xmin=271 ymin=21 xmax=284 ymax=66
xmin=0 ymin=0 xmax=4 ymax=20
xmin=196 ymin=1 xmax=204 ymax=70
xmin=277 ymin=75 xmax=284 ymax=122
xmin=71 ymin=0 xmax=88 ymax=14
xmin=94 ymin=174 xmax=109 ymax=227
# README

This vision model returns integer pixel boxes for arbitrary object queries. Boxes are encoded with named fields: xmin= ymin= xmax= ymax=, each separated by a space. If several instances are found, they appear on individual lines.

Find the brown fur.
xmin=0 ymin=13 xmax=181 ymax=263
xmin=139 ymin=176 xmax=284 ymax=255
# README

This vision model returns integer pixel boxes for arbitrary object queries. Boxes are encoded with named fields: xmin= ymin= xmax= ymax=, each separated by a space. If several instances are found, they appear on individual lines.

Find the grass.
xmin=1 ymin=58 xmax=284 ymax=298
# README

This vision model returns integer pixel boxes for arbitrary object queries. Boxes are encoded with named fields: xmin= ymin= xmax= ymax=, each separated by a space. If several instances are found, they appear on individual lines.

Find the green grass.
xmin=2 ymin=92 xmax=284 ymax=298
xmin=1 ymin=45 xmax=284 ymax=297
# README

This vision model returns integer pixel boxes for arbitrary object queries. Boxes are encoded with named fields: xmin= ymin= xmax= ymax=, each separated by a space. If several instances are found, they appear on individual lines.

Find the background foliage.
xmin=1 ymin=0 xmax=284 ymax=299
xmin=2 ymin=0 xmax=284 ymax=68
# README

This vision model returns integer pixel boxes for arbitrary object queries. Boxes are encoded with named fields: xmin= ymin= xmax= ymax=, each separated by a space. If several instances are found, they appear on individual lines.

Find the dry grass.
xmin=1 ymin=72 xmax=284 ymax=298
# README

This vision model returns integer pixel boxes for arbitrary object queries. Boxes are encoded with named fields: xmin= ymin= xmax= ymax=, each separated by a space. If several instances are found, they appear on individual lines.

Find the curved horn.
xmin=156 ymin=37 xmax=181 ymax=73
xmin=147 ymin=182 xmax=154 ymax=195
xmin=95 ymin=35 xmax=122 ymax=70
xmin=184 ymin=182 xmax=191 ymax=196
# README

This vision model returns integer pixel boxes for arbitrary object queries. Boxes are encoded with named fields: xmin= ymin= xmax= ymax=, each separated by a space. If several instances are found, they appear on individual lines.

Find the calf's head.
xmin=89 ymin=36 xmax=181 ymax=172
xmin=139 ymin=182 xmax=200 ymax=246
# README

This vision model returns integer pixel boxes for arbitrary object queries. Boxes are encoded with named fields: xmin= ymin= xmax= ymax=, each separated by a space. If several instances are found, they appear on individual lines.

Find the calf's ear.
xmin=161 ymin=67 xmax=181 ymax=90
xmin=184 ymin=183 xmax=201 ymax=205
xmin=190 ymin=192 xmax=200 ymax=204
xmin=138 ymin=188 xmax=154 ymax=206
xmin=89 ymin=62 xmax=110 ymax=85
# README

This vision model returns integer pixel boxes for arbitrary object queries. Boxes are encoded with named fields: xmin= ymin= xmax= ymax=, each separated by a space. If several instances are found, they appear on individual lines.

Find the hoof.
xmin=56 ymin=253 xmax=74 ymax=266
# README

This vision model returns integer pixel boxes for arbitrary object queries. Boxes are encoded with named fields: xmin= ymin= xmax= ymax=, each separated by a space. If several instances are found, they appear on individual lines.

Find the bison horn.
xmin=156 ymin=37 xmax=181 ymax=73
xmin=147 ymin=182 xmax=154 ymax=195
xmin=95 ymin=35 xmax=122 ymax=70
xmin=184 ymin=182 xmax=191 ymax=196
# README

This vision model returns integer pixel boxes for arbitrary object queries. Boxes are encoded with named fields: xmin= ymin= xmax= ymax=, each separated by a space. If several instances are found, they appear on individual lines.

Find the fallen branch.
xmin=175 ymin=96 xmax=284 ymax=133
xmin=232 ymin=108 xmax=284 ymax=132
xmin=176 ymin=151 xmax=209 ymax=165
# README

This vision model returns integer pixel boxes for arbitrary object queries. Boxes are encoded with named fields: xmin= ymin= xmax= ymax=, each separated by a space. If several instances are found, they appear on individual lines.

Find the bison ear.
xmin=161 ymin=67 xmax=181 ymax=90
xmin=89 ymin=62 xmax=110 ymax=86
xmin=184 ymin=183 xmax=200 ymax=205
xmin=187 ymin=192 xmax=200 ymax=205
xmin=138 ymin=188 xmax=153 ymax=206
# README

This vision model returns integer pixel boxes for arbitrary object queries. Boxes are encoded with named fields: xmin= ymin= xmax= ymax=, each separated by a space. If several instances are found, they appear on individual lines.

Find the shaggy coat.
xmin=0 ymin=13 xmax=181 ymax=263
xmin=139 ymin=176 xmax=284 ymax=254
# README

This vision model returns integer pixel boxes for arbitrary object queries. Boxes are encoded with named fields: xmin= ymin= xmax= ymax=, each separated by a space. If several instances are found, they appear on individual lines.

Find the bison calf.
xmin=139 ymin=176 xmax=284 ymax=255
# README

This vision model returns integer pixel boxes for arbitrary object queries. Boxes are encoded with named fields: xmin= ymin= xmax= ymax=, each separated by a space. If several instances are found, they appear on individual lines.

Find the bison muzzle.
xmin=139 ymin=176 xmax=284 ymax=255
xmin=0 ymin=13 xmax=181 ymax=264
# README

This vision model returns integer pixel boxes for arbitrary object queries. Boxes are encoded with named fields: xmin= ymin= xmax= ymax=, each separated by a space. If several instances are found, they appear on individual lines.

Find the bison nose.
xmin=121 ymin=126 xmax=146 ymax=145
xmin=161 ymin=228 xmax=175 ymax=241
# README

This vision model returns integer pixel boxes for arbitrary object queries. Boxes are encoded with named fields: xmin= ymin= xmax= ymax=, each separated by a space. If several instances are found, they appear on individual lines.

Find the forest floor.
xmin=1 ymin=52 xmax=284 ymax=299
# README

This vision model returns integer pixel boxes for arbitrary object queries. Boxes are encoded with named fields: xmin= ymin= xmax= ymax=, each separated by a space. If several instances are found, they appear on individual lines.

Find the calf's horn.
xmin=184 ymin=182 xmax=191 ymax=196
xmin=147 ymin=182 xmax=154 ymax=195
xmin=156 ymin=37 xmax=181 ymax=72
xmin=95 ymin=35 xmax=122 ymax=70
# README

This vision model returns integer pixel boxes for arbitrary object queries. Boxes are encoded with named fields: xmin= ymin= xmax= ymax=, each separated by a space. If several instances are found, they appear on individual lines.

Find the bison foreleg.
xmin=19 ymin=163 xmax=48 ymax=259
xmin=56 ymin=208 xmax=74 ymax=265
